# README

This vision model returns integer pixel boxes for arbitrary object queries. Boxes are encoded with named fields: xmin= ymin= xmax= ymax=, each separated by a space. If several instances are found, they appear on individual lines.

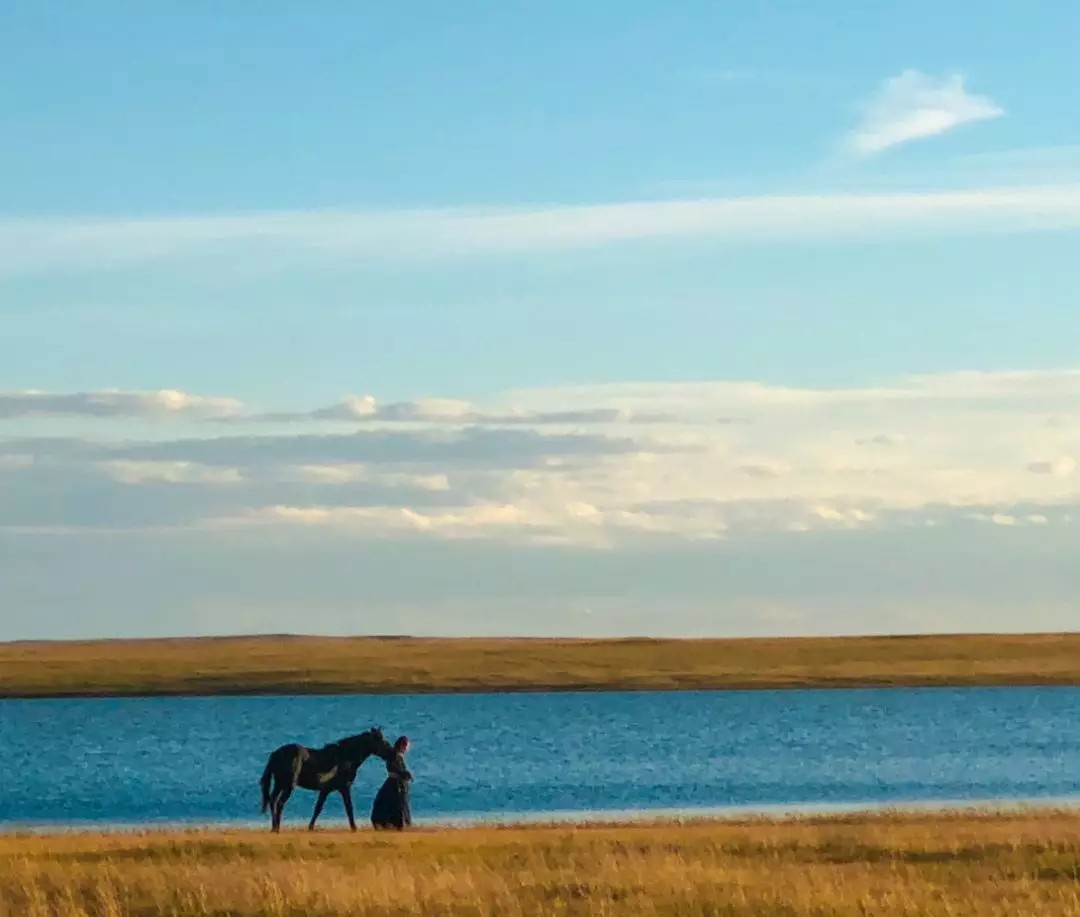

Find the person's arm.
xmin=388 ymin=753 xmax=413 ymax=781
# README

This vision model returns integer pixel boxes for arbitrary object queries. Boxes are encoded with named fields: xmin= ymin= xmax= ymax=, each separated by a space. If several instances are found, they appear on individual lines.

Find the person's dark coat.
xmin=370 ymin=751 xmax=412 ymax=829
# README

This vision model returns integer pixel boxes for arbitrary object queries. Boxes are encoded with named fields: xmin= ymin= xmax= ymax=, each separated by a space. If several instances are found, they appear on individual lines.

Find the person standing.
xmin=371 ymin=735 xmax=413 ymax=829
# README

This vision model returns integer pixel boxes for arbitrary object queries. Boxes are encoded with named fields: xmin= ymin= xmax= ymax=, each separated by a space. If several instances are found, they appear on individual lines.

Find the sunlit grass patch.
xmin=3 ymin=807 xmax=1080 ymax=915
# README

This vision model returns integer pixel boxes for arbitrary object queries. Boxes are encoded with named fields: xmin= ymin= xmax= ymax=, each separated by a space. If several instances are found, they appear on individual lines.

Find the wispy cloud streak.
xmin=0 ymin=389 xmax=242 ymax=419
xmin=847 ymin=70 xmax=1003 ymax=155
xmin=4 ymin=183 xmax=1080 ymax=276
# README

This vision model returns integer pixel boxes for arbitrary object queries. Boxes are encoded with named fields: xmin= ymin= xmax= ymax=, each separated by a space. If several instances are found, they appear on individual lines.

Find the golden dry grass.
xmin=3 ymin=809 xmax=1080 ymax=915
xmin=2 ymin=632 xmax=1079 ymax=698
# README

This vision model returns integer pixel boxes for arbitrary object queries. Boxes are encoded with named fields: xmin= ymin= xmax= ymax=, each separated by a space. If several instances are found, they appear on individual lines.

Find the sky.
xmin=2 ymin=1 xmax=1080 ymax=640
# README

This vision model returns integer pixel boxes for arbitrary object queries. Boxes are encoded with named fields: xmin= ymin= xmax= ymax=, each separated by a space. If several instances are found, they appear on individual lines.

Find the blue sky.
xmin=2 ymin=2 xmax=1079 ymax=639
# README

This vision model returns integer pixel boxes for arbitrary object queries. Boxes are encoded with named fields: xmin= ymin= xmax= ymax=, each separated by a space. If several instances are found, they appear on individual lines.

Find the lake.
xmin=2 ymin=686 xmax=1079 ymax=829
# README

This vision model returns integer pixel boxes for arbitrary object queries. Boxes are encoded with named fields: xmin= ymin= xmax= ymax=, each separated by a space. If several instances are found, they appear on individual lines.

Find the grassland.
xmin=3 ymin=809 xmax=1080 ymax=915
xmin=2 ymin=632 xmax=1079 ymax=698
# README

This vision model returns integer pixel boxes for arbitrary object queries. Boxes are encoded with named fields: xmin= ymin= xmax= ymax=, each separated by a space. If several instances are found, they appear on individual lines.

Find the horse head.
xmin=368 ymin=725 xmax=395 ymax=760
xmin=335 ymin=726 xmax=394 ymax=763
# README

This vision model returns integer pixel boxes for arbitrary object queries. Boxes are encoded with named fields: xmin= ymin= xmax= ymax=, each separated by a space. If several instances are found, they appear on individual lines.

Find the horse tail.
xmin=259 ymin=754 xmax=275 ymax=813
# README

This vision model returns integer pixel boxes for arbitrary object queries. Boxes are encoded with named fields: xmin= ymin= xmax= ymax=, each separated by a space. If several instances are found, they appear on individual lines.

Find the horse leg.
xmin=308 ymin=789 xmax=330 ymax=831
xmin=272 ymin=753 xmax=304 ymax=833
xmin=265 ymin=774 xmax=278 ymax=831
xmin=272 ymin=784 xmax=294 ymax=832
xmin=340 ymin=786 xmax=357 ymax=831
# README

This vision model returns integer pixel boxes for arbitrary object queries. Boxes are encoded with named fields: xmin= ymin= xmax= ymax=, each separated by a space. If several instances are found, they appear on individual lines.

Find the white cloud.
xmin=216 ymin=503 xmax=554 ymax=544
xmin=305 ymin=396 xmax=482 ymax=424
xmin=311 ymin=395 xmax=378 ymax=420
xmin=286 ymin=464 xmax=450 ymax=491
xmin=0 ymin=389 xmax=243 ymax=419
xmin=375 ymin=398 xmax=477 ymax=422
xmin=847 ymin=70 xmax=1003 ymax=155
xmin=967 ymin=511 xmax=1021 ymax=526
xmin=262 ymin=396 xmax=484 ymax=424
xmin=9 ymin=181 xmax=1080 ymax=277
xmin=213 ymin=499 xmax=730 ymax=548
xmin=811 ymin=504 xmax=875 ymax=525
xmin=514 ymin=369 xmax=1080 ymax=411
xmin=102 ymin=460 xmax=244 ymax=485
xmin=251 ymin=395 xmax=676 ymax=426
xmin=8 ymin=369 xmax=1080 ymax=547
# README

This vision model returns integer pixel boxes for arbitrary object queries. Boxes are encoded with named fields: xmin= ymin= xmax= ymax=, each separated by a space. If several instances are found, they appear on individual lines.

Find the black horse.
xmin=259 ymin=726 xmax=393 ymax=832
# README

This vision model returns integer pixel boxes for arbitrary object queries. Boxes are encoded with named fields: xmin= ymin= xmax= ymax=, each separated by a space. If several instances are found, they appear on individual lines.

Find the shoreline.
xmin=3 ymin=631 xmax=1080 ymax=699
xmin=7 ymin=677 xmax=1080 ymax=701
xmin=6 ymin=795 xmax=1080 ymax=836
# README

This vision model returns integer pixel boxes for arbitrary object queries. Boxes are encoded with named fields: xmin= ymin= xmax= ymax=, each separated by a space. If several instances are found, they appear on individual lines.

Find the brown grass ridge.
xmin=2 ymin=631 xmax=1079 ymax=699
xmin=3 ymin=809 xmax=1080 ymax=915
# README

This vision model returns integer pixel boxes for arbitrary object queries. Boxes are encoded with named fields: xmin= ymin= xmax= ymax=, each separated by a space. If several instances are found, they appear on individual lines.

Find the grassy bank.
xmin=3 ymin=809 xmax=1080 ymax=915
xmin=2 ymin=632 xmax=1079 ymax=699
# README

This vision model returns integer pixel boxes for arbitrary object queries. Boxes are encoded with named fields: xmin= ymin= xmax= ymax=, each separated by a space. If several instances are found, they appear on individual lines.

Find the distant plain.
xmin=3 ymin=632 xmax=1079 ymax=698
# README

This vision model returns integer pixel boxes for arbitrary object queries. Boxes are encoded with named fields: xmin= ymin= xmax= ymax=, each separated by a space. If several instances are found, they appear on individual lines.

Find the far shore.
xmin=2 ymin=631 xmax=1079 ymax=699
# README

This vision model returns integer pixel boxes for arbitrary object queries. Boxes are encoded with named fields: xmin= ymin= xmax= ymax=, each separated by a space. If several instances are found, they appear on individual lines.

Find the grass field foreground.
xmin=3 ymin=632 xmax=1080 ymax=698
xmin=3 ymin=810 xmax=1080 ymax=915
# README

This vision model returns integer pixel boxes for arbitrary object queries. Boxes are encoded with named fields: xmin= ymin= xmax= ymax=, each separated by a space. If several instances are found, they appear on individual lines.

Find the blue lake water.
xmin=2 ymin=687 xmax=1079 ymax=829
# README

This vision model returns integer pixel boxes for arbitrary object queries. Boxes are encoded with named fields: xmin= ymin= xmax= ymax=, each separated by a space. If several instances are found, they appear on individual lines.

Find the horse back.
xmin=266 ymin=742 xmax=355 ymax=791
xmin=266 ymin=742 xmax=310 ymax=774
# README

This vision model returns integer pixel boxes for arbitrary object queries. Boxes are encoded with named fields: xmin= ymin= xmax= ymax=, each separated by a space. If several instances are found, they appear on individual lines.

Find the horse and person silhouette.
xmin=259 ymin=725 xmax=403 ymax=832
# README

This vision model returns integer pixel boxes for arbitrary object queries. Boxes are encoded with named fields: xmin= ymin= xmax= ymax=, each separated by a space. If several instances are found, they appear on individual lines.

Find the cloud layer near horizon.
xmin=3 ymin=369 xmax=1079 ymax=548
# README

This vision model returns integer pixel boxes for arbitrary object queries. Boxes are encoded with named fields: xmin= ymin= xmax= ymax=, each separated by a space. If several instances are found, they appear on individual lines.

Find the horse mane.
xmin=323 ymin=727 xmax=386 ymax=756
